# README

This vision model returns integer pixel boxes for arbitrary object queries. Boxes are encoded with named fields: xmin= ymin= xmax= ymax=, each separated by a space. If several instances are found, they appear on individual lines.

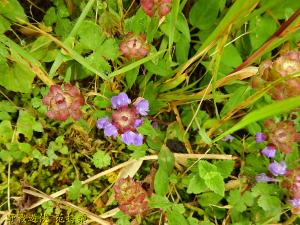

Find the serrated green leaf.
xmin=91 ymin=150 xmax=111 ymax=169
xmin=77 ymin=20 xmax=105 ymax=50
xmin=68 ymin=180 xmax=82 ymax=200
xmin=187 ymin=175 xmax=207 ymax=194
xmin=198 ymin=192 xmax=223 ymax=207
xmin=167 ymin=208 xmax=189 ymax=225
xmin=198 ymin=160 xmax=217 ymax=177
xmin=258 ymin=195 xmax=281 ymax=212
xmin=215 ymin=160 xmax=235 ymax=178
xmin=137 ymin=118 xmax=157 ymax=137
xmin=148 ymin=195 xmax=173 ymax=210
xmin=204 ymin=172 xmax=225 ymax=196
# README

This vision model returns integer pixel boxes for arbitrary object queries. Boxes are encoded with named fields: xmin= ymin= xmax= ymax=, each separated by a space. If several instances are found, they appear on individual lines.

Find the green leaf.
xmin=220 ymin=44 xmax=243 ymax=68
xmin=158 ymin=145 xmax=175 ymax=174
xmin=124 ymin=8 xmax=150 ymax=34
xmin=214 ymin=160 xmax=235 ymax=178
xmin=77 ymin=20 xmax=105 ymax=50
xmin=198 ymin=160 xmax=217 ymax=177
xmin=43 ymin=7 xmax=57 ymax=26
xmin=91 ymin=150 xmax=111 ymax=169
xmin=227 ymin=190 xmax=251 ymax=212
xmin=198 ymin=192 xmax=223 ymax=207
xmin=0 ymin=120 xmax=13 ymax=143
xmin=167 ymin=208 xmax=189 ymax=225
xmin=137 ymin=118 xmax=157 ymax=137
xmin=0 ymin=16 xmax=10 ymax=34
xmin=68 ymin=180 xmax=82 ymax=200
xmin=148 ymin=195 xmax=173 ymax=211
xmin=249 ymin=15 xmax=278 ymax=50
xmin=0 ymin=59 xmax=36 ymax=93
xmin=125 ymin=66 xmax=139 ymax=89
xmin=203 ymin=172 xmax=225 ymax=196
xmin=214 ymin=95 xmax=300 ymax=142
xmin=258 ymin=195 xmax=281 ymax=212
xmin=0 ymin=0 xmax=28 ymax=23
xmin=176 ymin=34 xmax=190 ymax=64
xmin=17 ymin=111 xmax=43 ymax=140
xmin=187 ymin=175 xmax=207 ymax=194
xmin=154 ymin=167 xmax=169 ymax=196
xmin=114 ymin=211 xmax=131 ymax=225
xmin=189 ymin=0 xmax=221 ymax=30
xmin=220 ymin=86 xmax=251 ymax=117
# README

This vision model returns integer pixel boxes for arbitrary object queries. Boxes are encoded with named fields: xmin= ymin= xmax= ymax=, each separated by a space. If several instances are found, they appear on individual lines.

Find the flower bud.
xmin=264 ymin=119 xmax=299 ymax=154
xmin=119 ymin=33 xmax=150 ymax=60
xmin=114 ymin=177 xmax=148 ymax=217
xmin=43 ymin=84 xmax=84 ymax=121
xmin=140 ymin=0 xmax=172 ymax=18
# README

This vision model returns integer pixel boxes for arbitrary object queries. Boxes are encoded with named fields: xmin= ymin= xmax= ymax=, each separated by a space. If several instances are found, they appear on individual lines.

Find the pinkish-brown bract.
xmin=114 ymin=177 xmax=148 ymax=217
xmin=119 ymin=33 xmax=150 ymax=60
xmin=43 ymin=84 xmax=84 ymax=121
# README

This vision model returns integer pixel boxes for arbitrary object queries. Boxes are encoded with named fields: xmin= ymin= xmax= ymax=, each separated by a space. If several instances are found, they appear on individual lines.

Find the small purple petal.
xmin=96 ymin=117 xmax=110 ymax=129
xmin=133 ymin=133 xmax=143 ymax=146
xmin=290 ymin=198 xmax=300 ymax=208
xmin=256 ymin=173 xmax=277 ymax=183
xmin=261 ymin=146 xmax=276 ymax=158
xmin=269 ymin=161 xmax=287 ymax=176
xmin=222 ymin=135 xmax=234 ymax=142
xmin=104 ymin=124 xmax=118 ymax=137
xmin=152 ymin=122 xmax=158 ymax=129
xmin=121 ymin=131 xmax=143 ymax=146
xmin=111 ymin=92 xmax=131 ymax=109
xmin=256 ymin=132 xmax=267 ymax=143
xmin=134 ymin=118 xmax=144 ymax=128
xmin=134 ymin=99 xmax=149 ymax=116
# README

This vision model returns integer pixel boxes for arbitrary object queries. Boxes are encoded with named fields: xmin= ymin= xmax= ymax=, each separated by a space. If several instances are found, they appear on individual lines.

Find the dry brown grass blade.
xmin=173 ymin=66 xmax=258 ymax=105
xmin=23 ymin=189 xmax=113 ymax=225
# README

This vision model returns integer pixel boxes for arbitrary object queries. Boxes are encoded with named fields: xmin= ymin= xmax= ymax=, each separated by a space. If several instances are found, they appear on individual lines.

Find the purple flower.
xmin=269 ymin=161 xmax=287 ymax=176
xmin=96 ymin=92 xmax=148 ymax=146
xmin=111 ymin=92 xmax=131 ymax=109
xmin=134 ymin=98 xmax=149 ymax=116
xmin=256 ymin=173 xmax=277 ymax=183
xmin=96 ymin=117 xmax=111 ymax=129
xmin=261 ymin=146 xmax=276 ymax=158
xmin=290 ymin=198 xmax=300 ymax=208
xmin=256 ymin=132 xmax=267 ymax=143
xmin=222 ymin=135 xmax=234 ymax=142
xmin=121 ymin=131 xmax=143 ymax=146
xmin=134 ymin=118 xmax=144 ymax=128
xmin=104 ymin=124 xmax=118 ymax=137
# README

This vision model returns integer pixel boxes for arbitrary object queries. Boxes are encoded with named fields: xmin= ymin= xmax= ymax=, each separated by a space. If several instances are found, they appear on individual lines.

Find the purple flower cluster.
xmin=96 ymin=93 xmax=149 ymax=146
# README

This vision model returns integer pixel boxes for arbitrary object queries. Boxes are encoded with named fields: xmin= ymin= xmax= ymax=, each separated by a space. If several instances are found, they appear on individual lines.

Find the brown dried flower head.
xmin=264 ymin=119 xmax=300 ymax=154
xmin=254 ymin=50 xmax=300 ymax=100
xmin=119 ymin=33 xmax=150 ymax=60
xmin=43 ymin=84 xmax=84 ymax=121
xmin=140 ymin=0 xmax=172 ymax=18
xmin=113 ymin=176 xmax=148 ymax=217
